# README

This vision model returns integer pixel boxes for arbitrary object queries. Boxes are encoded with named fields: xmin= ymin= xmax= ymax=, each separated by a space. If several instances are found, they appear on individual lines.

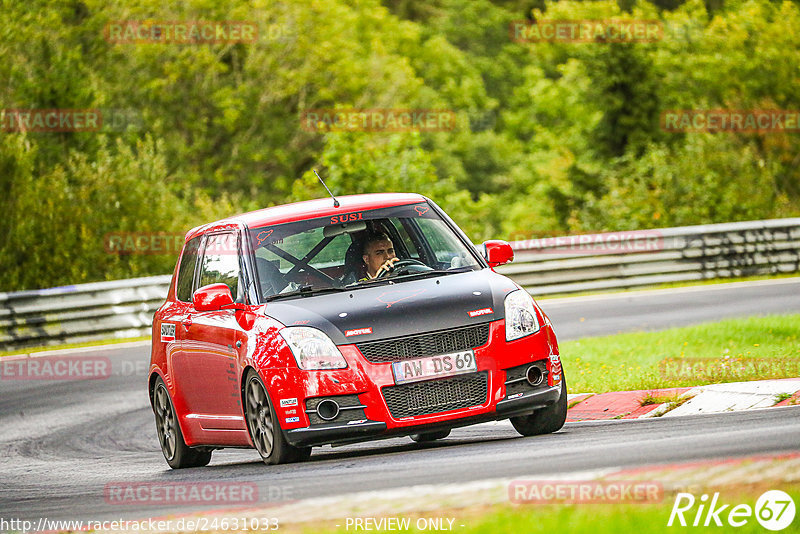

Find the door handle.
xmin=182 ymin=315 xmax=193 ymax=329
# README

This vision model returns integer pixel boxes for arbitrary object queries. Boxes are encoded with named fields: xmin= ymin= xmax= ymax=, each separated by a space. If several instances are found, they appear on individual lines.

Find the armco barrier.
xmin=1 ymin=219 xmax=799 ymax=350
xmin=0 ymin=275 xmax=171 ymax=350
xmin=497 ymin=218 xmax=800 ymax=295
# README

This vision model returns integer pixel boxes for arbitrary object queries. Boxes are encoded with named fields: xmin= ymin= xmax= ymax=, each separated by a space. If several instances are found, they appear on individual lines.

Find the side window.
xmin=197 ymin=233 xmax=240 ymax=301
xmin=175 ymin=236 xmax=202 ymax=302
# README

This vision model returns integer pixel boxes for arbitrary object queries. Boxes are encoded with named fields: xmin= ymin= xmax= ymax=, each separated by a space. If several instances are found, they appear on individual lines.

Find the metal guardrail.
xmin=1 ymin=218 xmax=799 ymax=350
xmin=0 ymin=275 xmax=171 ymax=350
xmin=497 ymin=218 xmax=800 ymax=295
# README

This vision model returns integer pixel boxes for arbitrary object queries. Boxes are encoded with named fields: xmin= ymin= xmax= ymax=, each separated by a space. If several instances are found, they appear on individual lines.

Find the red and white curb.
xmin=566 ymin=378 xmax=800 ymax=421
xmin=658 ymin=378 xmax=800 ymax=417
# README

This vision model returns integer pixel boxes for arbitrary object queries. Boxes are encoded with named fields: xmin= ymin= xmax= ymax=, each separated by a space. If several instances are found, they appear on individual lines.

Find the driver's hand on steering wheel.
xmin=372 ymin=257 xmax=400 ymax=278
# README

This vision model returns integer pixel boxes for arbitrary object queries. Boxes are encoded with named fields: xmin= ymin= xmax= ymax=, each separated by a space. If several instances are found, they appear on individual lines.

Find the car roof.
xmin=185 ymin=192 xmax=427 ymax=241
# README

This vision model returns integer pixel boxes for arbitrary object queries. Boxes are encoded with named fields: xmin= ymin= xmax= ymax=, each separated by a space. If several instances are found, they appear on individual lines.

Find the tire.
xmin=410 ymin=429 xmax=451 ymax=443
xmin=152 ymin=377 xmax=212 ymax=469
xmin=510 ymin=373 xmax=568 ymax=437
xmin=244 ymin=370 xmax=311 ymax=465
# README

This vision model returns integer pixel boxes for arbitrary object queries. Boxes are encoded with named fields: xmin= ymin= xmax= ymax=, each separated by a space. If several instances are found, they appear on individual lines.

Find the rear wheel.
xmin=510 ymin=373 xmax=568 ymax=437
xmin=153 ymin=377 xmax=212 ymax=469
xmin=244 ymin=370 xmax=311 ymax=465
xmin=410 ymin=429 xmax=451 ymax=442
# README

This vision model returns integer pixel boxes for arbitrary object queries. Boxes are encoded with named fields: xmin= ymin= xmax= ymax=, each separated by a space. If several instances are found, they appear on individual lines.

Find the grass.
xmin=639 ymin=392 xmax=683 ymax=407
xmin=560 ymin=314 xmax=800 ymax=393
xmin=0 ymin=335 xmax=150 ymax=358
xmin=639 ymin=391 xmax=693 ymax=416
xmin=296 ymin=483 xmax=800 ymax=534
xmin=654 ymin=395 xmax=692 ymax=416
xmin=538 ymin=273 xmax=799 ymax=300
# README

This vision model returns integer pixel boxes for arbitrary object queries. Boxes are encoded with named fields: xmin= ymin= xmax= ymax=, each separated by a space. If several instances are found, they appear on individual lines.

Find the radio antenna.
xmin=314 ymin=169 xmax=339 ymax=208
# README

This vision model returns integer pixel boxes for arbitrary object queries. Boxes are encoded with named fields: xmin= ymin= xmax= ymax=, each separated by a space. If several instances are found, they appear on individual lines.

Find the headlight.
xmin=504 ymin=289 xmax=541 ymax=341
xmin=279 ymin=327 xmax=347 ymax=370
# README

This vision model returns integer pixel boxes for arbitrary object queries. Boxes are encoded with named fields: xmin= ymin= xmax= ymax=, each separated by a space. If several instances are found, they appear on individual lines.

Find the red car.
xmin=149 ymin=193 xmax=566 ymax=468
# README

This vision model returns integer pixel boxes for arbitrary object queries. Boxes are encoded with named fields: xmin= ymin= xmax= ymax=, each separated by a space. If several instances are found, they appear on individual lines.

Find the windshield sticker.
xmin=345 ymin=327 xmax=372 ymax=337
xmin=376 ymin=288 xmax=426 ymax=308
xmin=414 ymin=206 xmax=429 ymax=216
xmin=468 ymin=307 xmax=494 ymax=318
xmin=330 ymin=212 xmax=364 ymax=225
xmin=280 ymin=398 xmax=298 ymax=407
xmin=255 ymin=229 xmax=273 ymax=245
xmin=160 ymin=323 xmax=176 ymax=342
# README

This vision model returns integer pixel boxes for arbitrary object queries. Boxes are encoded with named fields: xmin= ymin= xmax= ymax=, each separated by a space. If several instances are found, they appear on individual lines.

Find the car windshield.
xmin=248 ymin=202 xmax=482 ymax=301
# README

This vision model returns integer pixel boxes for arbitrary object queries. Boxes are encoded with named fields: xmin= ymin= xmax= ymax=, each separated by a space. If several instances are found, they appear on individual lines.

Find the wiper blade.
xmin=264 ymin=285 xmax=345 ymax=302
xmin=392 ymin=266 xmax=477 ymax=280
xmin=344 ymin=278 xmax=394 ymax=289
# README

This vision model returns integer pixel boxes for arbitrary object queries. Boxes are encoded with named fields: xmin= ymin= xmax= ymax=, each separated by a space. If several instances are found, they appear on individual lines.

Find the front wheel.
xmin=153 ymin=376 xmax=212 ymax=469
xmin=244 ymin=370 xmax=311 ymax=465
xmin=510 ymin=374 xmax=568 ymax=437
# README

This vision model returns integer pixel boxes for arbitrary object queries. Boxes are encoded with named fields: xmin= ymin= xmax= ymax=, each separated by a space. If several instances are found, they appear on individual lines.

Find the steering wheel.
xmin=376 ymin=258 xmax=429 ymax=278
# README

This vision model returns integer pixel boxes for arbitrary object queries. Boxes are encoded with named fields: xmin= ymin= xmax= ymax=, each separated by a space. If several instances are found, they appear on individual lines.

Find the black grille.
xmin=382 ymin=372 xmax=488 ymax=418
xmin=357 ymin=324 xmax=490 ymax=363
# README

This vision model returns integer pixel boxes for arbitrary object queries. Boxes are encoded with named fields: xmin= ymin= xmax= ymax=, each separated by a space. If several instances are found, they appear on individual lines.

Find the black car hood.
xmin=263 ymin=270 xmax=519 ymax=344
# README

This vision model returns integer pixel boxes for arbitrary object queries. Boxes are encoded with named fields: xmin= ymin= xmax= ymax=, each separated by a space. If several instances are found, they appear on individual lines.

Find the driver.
xmin=361 ymin=232 xmax=399 ymax=279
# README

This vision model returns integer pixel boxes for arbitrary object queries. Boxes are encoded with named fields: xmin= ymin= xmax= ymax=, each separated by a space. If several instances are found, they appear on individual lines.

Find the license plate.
xmin=392 ymin=350 xmax=477 ymax=384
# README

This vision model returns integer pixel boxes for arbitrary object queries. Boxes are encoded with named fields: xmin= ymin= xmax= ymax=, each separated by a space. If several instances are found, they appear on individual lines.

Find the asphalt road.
xmin=1 ymin=278 xmax=799 ymax=523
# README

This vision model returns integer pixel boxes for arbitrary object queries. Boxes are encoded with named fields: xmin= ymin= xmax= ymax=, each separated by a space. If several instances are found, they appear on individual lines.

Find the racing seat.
xmin=255 ymin=257 xmax=287 ymax=297
xmin=341 ymin=240 xmax=366 ymax=285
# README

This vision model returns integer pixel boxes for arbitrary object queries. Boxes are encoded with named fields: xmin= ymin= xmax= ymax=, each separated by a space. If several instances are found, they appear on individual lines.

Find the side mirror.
xmin=482 ymin=240 xmax=514 ymax=267
xmin=193 ymin=283 xmax=234 ymax=311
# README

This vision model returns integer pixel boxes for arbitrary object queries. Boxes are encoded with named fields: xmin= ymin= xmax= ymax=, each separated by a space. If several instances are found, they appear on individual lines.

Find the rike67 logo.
xmin=668 ymin=490 xmax=795 ymax=531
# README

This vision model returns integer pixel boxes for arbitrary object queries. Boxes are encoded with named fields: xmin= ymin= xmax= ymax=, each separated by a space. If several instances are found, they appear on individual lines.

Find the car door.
xmin=175 ymin=231 xmax=246 ymax=431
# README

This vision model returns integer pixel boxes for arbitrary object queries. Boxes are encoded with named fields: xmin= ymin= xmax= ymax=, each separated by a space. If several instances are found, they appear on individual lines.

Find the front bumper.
xmin=278 ymin=320 xmax=563 ymax=447
xmin=285 ymin=384 xmax=560 ymax=447
xmin=495 ymin=385 xmax=561 ymax=415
